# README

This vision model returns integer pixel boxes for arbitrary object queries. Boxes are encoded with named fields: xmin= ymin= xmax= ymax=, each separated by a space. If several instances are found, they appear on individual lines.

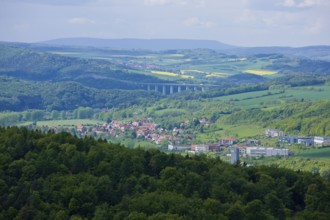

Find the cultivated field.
xmin=244 ymin=69 xmax=278 ymax=75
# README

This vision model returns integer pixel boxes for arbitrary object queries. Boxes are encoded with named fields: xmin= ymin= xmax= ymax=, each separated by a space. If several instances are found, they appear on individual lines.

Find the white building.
xmin=191 ymin=144 xmax=209 ymax=153
xmin=314 ymin=136 xmax=330 ymax=145
xmin=265 ymin=128 xmax=285 ymax=138
xmin=168 ymin=144 xmax=191 ymax=151
xmin=246 ymin=147 xmax=289 ymax=157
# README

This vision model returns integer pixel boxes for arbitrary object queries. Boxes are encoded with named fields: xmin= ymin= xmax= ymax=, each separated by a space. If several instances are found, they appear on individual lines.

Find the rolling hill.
xmin=40 ymin=38 xmax=236 ymax=51
xmin=0 ymin=44 xmax=164 ymax=89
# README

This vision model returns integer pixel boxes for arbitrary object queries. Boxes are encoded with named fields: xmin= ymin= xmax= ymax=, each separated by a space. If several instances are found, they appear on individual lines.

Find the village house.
xmin=245 ymin=140 xmax=260 ymax=146
xmin=220 ymin=138 xmax=236 ymax=146
xmin=172 ymin=127 xmax=184 ymax=135
xmin=199 ymin=117 xmax=210 ymax=125
xmin=111 ymin=120 xmax=123 ymax=129
xmin=208 ymin=143 xmax=221 ymax=152
xmin=139 ymin=122 xmax=157 ymax=132
xmin=76 ymin=125 xmax=87 ymax=133
xmin=265 ymin=128 xmax=285 ymax=138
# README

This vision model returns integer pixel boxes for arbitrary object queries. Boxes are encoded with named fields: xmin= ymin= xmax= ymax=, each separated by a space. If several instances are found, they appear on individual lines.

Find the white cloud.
xmin=68 ymin=17 xmax=95 ymax=25
xmin=280 ymin=0 xmax=321 ymax=8
xmin=183 ymin=17 xmax=214 ymax=28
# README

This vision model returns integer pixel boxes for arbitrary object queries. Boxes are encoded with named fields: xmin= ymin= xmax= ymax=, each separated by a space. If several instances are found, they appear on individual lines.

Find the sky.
xmin=0 ymin=0 xmax=329 ymax=47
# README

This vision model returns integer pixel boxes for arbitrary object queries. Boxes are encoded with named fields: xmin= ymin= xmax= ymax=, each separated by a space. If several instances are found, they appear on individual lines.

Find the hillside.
xmin=40 ymin=38 xmax=235 ymax=51
xmin=0 ymin=45 xmax=164 ymax=89
xmin=0 ymin=77 xmax=162 ymax=111
xmin=222 ymin=46 xmax=330 ymax=61
xmin=0 ymin=127 xmax=329 ymax=219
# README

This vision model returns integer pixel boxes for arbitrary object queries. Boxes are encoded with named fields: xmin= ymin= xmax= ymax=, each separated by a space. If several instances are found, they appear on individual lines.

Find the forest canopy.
xmin=0 ymin=127 xmax=329 ymax=219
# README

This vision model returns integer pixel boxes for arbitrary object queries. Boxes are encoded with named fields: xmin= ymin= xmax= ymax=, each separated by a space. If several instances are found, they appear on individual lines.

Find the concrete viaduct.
xmin=140 ymin=83 xmax=220 ymax=95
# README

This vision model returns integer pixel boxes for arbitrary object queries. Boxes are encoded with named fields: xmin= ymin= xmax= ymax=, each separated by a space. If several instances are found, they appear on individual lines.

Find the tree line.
xmin=0 ymin=127 xmax=329 ymax=219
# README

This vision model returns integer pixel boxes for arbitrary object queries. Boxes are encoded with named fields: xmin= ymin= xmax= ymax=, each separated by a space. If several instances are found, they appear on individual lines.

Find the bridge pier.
xmin=144 ymin=84 xmax=214 ymax=94
xmin=162 ymin=85 xmax=166 ymax=95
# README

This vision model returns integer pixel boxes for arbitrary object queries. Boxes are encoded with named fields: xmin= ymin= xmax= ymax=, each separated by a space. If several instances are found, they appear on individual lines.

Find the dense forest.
xmin=225 ymin=101 xmax=330 ymax=136
xmin=0 ymin=45 xmax=163 ymax=90
xmin=0 ymin=77 xmax=162 ymax=111
xmin=0 ymin=127 xmax=329 ymax=219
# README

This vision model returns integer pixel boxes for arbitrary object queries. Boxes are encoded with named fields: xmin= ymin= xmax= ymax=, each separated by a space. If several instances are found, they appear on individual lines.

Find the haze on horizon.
xmin=0 ymin=0 xmax=329 ymax=47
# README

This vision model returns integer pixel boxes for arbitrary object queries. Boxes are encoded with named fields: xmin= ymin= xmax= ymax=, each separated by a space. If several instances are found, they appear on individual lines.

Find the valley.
xmin=2 ymin=0 xmax=330 ymax=218
xmin=1 ymin=40 xmax=330 ymax=176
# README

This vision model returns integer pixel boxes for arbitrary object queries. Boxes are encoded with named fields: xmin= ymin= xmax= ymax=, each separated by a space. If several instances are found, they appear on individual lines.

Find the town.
xmin=31 ymin=117 xmax=330 ymax=164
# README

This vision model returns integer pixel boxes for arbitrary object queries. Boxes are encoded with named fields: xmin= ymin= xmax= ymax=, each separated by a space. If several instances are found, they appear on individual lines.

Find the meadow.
xmin=19 ymin=119 xmax=102 ymax=127
xmin=213 ymin=85 xmax=330 ymax=109
xmin=296 ymin=147 xmax=330 ymax=159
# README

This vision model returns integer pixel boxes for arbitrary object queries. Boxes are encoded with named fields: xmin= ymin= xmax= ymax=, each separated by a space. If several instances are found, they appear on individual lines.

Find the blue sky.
xmin=0 ymin=0 xmax=329 ymax=46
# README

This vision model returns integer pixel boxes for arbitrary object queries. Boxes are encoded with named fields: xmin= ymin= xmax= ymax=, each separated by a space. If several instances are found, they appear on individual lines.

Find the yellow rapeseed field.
xmin=181 ymin=75 xmax=194 ymax=79
xmin=244 ymin=70 xmax=277 ymax=75
xmin=151 ymin=71 xmax=178 ymax=77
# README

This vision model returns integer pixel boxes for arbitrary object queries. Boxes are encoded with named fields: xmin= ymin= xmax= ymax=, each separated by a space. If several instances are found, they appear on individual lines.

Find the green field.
xmin=296 ymin=147 xmax=330 ymax=159
xmin=210 ymin=123 xmax=263 ymax=138
xmin=214 ymin=85 xmax=330 ymax=109
xmin=48 ymin=48 xmax=282 ymax=82
xmin=20 ymin=119 xmax=102 ymax=127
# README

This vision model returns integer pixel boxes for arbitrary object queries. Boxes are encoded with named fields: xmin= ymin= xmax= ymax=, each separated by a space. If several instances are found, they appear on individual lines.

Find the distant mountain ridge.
xmin=40 ymin=38 xmax=235 ymax=51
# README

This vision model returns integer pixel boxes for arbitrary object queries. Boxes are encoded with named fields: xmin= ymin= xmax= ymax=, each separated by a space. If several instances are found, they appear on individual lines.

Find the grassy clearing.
xmin=213 ymin=123 xmax=263 ymax=138
xmin=297 ymin=147 xmax=330 ymax=159
xmin=284 ymin=86 xmax=330 ymax=101
xmin=244 ymin=70 xmax=278 ymax=75
xmin=20 ymin=119 xmax=102 ymax=127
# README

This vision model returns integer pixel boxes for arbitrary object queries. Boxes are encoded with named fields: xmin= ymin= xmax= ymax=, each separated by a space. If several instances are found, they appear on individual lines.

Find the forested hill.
xmin=0 ymin=127 xmax=329 ymax=219
xmin=0 ymin=45 xmax=163 ymax=89
xmin=40 ymin=38 xmax=235 ymax=50
xmin=0 ymin=77 xmax=162 ymax=111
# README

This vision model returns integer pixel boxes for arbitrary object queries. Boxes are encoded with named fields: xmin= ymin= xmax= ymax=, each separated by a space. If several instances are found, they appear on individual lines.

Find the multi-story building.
xmin=230 ymin=147 xmax=240 ymax=164
xmin=246 ymin=147 xmax=289 ymax=157
xmin=314 ymin=136 xmax=330 ymax=146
